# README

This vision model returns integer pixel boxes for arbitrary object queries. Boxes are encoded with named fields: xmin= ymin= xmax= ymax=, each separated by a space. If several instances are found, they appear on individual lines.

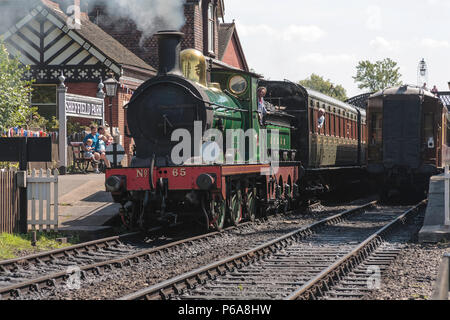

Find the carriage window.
xmin=330 ymin=113 xmax=336 ymax=136
xmin=334 ymin=114 xmax=338 ymax=137
xmin=447 ymin=116 xmax=450 ymax=147
xmin=326 ymin=113 xmax=331 ymax=135
xmin=424 ymin=113 xmax=434 ymax=146
xmin=370 ymin=113 xmax=382 ymax=144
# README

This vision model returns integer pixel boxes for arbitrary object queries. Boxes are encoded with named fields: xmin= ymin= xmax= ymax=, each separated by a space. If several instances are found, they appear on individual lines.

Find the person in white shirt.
xmin=257 ymin=87 xmax=268 ymax=125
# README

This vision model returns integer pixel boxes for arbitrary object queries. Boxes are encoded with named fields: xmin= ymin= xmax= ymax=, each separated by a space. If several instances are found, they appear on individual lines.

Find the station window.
xmin=208 ymin=3 xmax=215 ymax=53
xmin=31 ymin=85 xmax=57 ymax=120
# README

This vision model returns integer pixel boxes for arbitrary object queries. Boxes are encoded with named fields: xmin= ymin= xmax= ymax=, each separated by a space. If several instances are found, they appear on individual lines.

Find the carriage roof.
xmin=306 ymin=87 xmax=366 ymax=117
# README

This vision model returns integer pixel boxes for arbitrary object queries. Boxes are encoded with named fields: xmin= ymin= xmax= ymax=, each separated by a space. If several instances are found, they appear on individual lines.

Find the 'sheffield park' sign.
xmin=65 ymin=94 xmax=104 ymax=119
xmin=58 ymin=84 xmax=105 ymax=174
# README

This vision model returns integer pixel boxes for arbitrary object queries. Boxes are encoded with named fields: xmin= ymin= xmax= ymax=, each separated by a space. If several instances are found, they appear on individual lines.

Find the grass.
xmin=0 ymin=232 xmax=77 ymax=260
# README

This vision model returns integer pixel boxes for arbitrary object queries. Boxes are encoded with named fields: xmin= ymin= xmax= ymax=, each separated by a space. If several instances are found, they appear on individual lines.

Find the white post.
xmin=57 ymin=73 xmax=68 ymax=175
xmin=97 ymin=78 xmax=106 ymax=126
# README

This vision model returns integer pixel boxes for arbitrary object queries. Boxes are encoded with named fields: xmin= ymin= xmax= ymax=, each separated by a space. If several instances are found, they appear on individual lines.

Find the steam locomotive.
xmin=366 ymin=85 xmax=449 ymax=198
xmin=105 ymin=31 xmax=367 ymax=230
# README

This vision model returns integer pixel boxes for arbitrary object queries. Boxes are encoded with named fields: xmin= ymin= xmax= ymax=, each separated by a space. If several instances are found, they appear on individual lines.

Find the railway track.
xmin=0 ymin=220 xmax=257 ymax=299
xmin=1 ymin=199 xmax=330 ymax=300
xmin=120 ymin=201 xmax=426 ymax=300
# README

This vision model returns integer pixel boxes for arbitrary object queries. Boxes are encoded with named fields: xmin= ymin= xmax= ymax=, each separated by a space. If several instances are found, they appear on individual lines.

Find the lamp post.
xmin=104 ymin=73 xmax=118 ymax=135
xmin=417 ymin=58 xmax=428 ymax=87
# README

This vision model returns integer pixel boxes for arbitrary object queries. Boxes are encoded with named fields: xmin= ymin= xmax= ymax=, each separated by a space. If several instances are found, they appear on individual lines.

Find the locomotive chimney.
xmin=156 ymin=30 xmax=184 ymax=76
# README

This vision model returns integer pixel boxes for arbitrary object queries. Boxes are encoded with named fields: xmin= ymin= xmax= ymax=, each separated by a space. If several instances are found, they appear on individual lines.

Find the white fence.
xmin=27 ymin=169 xmax=59 ymax=231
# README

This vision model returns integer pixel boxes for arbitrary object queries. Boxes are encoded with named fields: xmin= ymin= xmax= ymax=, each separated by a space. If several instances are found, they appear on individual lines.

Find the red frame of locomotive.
xmin=106 ymin=164 xmax=299 ymax=201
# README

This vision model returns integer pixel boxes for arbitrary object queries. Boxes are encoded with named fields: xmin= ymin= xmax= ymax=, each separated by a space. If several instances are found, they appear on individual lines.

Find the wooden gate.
xmin=0 ymin=170 xmax=20 ymax=233
xmin=27 ymin=169 xmax=59 ymax=231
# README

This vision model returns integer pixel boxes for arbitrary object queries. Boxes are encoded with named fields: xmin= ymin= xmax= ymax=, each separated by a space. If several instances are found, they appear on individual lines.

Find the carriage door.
xmin=382 ymin=98 xmax=421 ymax=169
xmin=423 ymin=101 xmax=441 ymax=167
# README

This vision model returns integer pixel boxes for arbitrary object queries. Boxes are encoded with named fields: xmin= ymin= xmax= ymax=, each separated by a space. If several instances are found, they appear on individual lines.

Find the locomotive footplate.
xmin=106 ymin=163 xmax=300 ymax=230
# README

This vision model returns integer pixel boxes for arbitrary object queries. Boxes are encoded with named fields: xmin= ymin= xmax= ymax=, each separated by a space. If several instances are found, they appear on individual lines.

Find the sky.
xmin=224 ymin=0 xmax=450 ymax=97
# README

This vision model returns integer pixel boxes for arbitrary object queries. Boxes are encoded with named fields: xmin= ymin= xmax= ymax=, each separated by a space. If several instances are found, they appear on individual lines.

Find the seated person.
xmin=97 ymin=126 xmax=113 ymax=167
xmin=83 ymin=125 xmax=99 ymax=147
xmin=84 ymin=139 xmax=96 ymax=161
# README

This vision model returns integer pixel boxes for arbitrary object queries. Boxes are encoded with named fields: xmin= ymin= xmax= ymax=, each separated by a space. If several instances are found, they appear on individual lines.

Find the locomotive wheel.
xmin=229 ymin=190 xmax=242 ymax=226
xmin=246 ymin=191 xmax=256 ymax=222
xmin=121 ymin=201 xmax=140 ymax=229
xmin=212 ymin=197 xmax=226 ymax=231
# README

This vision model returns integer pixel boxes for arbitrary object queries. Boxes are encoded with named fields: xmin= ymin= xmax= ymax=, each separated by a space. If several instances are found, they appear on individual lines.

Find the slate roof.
xmin=0 ymin=0 xmax=155 ymax=74
xmin=218 ymin=23 xmax=235 ymax=60
xmin=217 ymin=22 xmax=249 ymax=71
xmin=42 ymin=0 xmax=155 ymax=73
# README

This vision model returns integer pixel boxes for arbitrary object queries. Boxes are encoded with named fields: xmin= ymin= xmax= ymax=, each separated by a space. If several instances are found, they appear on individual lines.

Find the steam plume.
xmin=93 ymin=0 xmax=186 ymax=45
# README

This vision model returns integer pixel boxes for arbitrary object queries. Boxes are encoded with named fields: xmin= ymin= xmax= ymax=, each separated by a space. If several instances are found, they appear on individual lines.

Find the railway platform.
xmin=57 ymin=174 xmax=120 ymax=241
xmin=419 ymin=174 xmax=450 ymax=243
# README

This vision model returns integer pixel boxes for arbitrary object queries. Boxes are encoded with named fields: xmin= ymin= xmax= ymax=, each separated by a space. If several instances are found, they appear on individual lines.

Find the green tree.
xmin=299 ymin=74 xmax=348 ymax=101
xmin=0 ymin=39 xmax=34 ymax=131
xmin=353 ymin=58 xmax=402 ymax=92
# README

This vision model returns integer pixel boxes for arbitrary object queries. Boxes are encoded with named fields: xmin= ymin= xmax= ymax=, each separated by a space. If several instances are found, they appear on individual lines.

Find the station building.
xmin=0 ymin=0 xmax=249 ymax=165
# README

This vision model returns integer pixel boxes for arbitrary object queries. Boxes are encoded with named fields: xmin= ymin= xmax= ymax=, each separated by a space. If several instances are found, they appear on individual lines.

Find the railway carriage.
xmin=366 ymin=85 xmax=449 ymax=197
xmin=260 ymin=81 xmax=367 ymax=195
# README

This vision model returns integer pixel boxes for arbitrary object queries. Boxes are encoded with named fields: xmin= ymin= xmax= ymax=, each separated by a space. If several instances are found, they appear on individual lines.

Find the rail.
xmin=432 ymin=253 xmax=450 ymax=300
xmin=120 ymin=201 xmax=377 ymax=300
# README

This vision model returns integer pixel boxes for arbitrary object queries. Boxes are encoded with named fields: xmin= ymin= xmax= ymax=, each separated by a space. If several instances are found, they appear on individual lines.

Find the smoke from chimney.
xmin=0 ymin=0 xmax=187 ymax=47
xmin=93 ymin=0 xmax=186 ymax=46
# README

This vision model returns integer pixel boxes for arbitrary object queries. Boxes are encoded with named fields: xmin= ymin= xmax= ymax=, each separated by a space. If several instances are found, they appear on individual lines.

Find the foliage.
xmin=353 ymin=58 xmax=402 ymax=92
xmin=67 ymin=119 xmax=85 ymax=136
xmin=0 ymin=39 xmax=34 ymax=131
xmin=299 ymin=74 xmax=348 ymax=101
xmin=0 ymin=162 xmax=19 ymax=170
xmin=0 ymin=232 xmax=75 ymax=260
xmin=27 ymin=113 xmax=59 ymax=132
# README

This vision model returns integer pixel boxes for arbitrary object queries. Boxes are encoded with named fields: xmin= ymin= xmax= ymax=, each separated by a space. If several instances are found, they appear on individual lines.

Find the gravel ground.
xmin=365 ymin=242 xmax=450 ymax=300
xmin=25 ymin=199 xmax=372 ymax=300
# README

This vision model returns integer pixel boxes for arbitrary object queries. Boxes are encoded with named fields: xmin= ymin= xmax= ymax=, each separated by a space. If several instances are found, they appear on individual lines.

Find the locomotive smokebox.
xmin=156 ymin=30 xmax=184 ymax=76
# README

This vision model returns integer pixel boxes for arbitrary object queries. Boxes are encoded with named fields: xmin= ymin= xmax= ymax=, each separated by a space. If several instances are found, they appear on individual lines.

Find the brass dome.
xmin=180 ymin=49 xmax=207 ymax=87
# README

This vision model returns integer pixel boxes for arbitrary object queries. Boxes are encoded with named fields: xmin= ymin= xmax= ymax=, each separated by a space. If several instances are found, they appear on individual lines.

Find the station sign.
xmin=65 ymin=94 xmax=104 ymax=120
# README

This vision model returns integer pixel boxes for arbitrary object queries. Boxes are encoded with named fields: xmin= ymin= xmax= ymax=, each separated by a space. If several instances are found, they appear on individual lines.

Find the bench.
xmin=69 ymin=142 xmax=99 ymax=174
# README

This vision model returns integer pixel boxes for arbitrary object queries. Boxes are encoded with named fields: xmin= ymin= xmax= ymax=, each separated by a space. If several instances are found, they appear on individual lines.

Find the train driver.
xmin=257 ymin=87 xmax=268 ymax=125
